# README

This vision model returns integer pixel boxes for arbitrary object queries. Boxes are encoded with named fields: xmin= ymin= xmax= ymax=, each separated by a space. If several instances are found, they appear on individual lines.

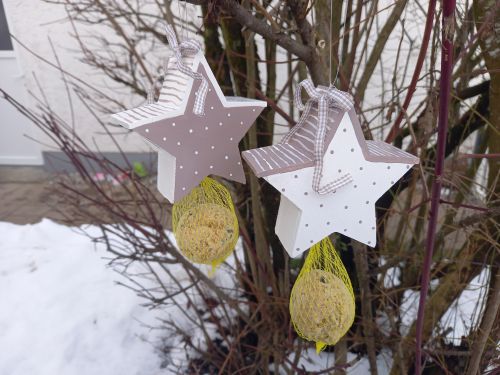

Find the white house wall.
xmin=3 ymin=0 xmax=164 ymax=154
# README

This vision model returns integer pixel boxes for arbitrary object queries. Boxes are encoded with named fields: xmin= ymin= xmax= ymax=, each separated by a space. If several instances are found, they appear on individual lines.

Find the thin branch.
xmin=385 ymin=0 xmax=437 ymax=143
xmin=415 ymin=1 xmax=457 ymax=373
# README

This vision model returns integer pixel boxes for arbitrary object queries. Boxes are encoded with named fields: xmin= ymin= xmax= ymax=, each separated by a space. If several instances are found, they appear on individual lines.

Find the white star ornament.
xmin=242 ymin=80 xmax=419 ymax=258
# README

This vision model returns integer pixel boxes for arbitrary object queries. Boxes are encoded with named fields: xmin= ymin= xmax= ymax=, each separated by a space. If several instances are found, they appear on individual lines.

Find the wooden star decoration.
xmin=112 ymin=44 xmax=266 ymax=203
xmin=243 ymin=104 xmax=419 ymax=258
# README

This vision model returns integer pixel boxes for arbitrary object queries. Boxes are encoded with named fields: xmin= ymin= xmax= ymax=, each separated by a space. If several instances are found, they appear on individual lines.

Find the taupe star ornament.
xmin=112 ymin=25 xmax=266 ymax=202
xmin=242 ymin=79 xmax=419 ymax=258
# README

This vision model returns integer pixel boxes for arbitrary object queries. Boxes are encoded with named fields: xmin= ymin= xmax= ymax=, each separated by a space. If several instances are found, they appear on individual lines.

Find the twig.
xmin=355 ymin=0 xmax=408 ymax=102
xmin=458 ymin=153 xmax=500 ymax=159
xmin=414 ymin=1 xmax=456 ymax=373
xmin=466 ymin=268 xmax=500 ymax=375
xmin=385 ymin=0 xmax=437 ymax=143
xmin=353 ymin=242 xmax=378 ymax=375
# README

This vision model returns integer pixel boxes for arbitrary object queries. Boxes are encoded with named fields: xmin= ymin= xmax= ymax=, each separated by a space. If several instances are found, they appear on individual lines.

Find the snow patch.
xmin=0 ymin=219 xmax=163 ymax=375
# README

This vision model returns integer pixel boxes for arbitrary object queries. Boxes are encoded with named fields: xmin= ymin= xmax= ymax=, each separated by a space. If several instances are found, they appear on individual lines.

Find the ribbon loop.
xmin=282 ymin=79 xmax=354 ymax=195
xmin=293 ymin=79 xmax=354 ymax=112
xmin=165 ymin=24 xmax=208 ymax=116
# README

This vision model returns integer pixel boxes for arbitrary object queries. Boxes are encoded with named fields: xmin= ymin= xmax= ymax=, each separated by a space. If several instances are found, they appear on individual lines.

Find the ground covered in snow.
xmin=0 ymin=219 xmax=485 ymax=374
xmin=0 ymin=219 xmax=164 ymax=375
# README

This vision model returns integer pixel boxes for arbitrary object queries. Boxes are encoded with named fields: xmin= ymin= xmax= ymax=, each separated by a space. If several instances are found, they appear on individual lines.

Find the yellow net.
xmin=289 ymin=238 xmax=355 ymax=353
xmin=172 ymin=177 xmax=239 ymax=270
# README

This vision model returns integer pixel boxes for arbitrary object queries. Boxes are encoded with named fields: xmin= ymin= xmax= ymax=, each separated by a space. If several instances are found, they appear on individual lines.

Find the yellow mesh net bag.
xmin=290 ymin=237 xmax=355 ymax=353
xmin=172 ymin=177 xmax=239 ymax=269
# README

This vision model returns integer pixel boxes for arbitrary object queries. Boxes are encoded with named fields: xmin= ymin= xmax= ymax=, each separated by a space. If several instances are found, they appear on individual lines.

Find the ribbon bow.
xmin=165 ymin=25 xmax=208 ymax=116
xmin=281 ymin=79 xmax=355 ymax=194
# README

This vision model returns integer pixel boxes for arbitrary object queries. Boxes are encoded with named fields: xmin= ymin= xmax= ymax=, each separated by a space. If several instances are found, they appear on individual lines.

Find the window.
xmin=0 ymin=1 xmax=13 ymax=51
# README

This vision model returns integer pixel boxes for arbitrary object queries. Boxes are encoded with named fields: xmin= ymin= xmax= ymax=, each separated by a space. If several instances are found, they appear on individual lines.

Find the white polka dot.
xmin=204 ymin=126 xmax=208 ymax=130
xmin=172 ymin=122 xmax=176 ymax=127
xmin=209 ymin=165 xmax=213 ymax=169
xmin=229 ymin=137 xmax=233 ymax=141
xmin=227 ymin=113 xmax=231 ymax=117
xmin=211 ymin=146 xmax=215 ymax=150
xmin=179 ymin=165 xmax=183 ymax=169
xmin=229 ymin=173 xmax=233 ymax=177
xmin=240 ymin=121 xmax=243 ymax=125
xmin=182 ymin=187 xmax=186 ymax=191
xmin=224 ymin=155 xmax=228 ymax=160
xmin=194 ymin=151 xmax=199 ymax=155
xmin=189 ymin=129 xmax=193 ymax=133
xmin=219 ymin=122 xmax=223 ymax=126
xmin=163 ymin=137 xmax=166 ymax=141
xmin=194 ymin=171 xmax=198 ymax=175
xmin=209 ymin=88 xmax=212 ymax=92
xmin=177 ymin=141 xmax=181 ymax=146
xmin=237 ymin=161 xmax=241 ymax=165
xmin=252 ymin=109 xmax=256 ymax=112
xmin=210 ymin=106 xmax=214 ymax=110
xmin=145 ymin=129 xmax=149 ymax=133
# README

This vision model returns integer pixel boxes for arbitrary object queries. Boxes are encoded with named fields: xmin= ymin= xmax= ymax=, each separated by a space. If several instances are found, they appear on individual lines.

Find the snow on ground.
xmin=288 ymin=348 xmax=393 ymax=374
xmin=0 ymin=219 xmax=164 ymax=375
xmin=0 ymin=218 xmax=246 ymax=375
xmin=400 ymin=268 xmax=490 ymax=344
xmin=1 ymin=219 xmax=486 ymax=374
xmin=1 ymin=218 xmax=391 ymax=375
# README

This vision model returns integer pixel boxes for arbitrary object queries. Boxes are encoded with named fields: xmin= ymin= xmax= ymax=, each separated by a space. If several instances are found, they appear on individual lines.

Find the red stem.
xmin=384 ymin=0 xmax=436 ymax=143
xmin=414 ymin=1 xmax=456 ymax=373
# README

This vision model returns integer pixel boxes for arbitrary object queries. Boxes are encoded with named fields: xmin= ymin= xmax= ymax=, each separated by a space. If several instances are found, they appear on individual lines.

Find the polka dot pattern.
xmin=127 ymin=59 xmax=266 ymax=202
xmin=264 ymin=110 xmax=418 ymax=256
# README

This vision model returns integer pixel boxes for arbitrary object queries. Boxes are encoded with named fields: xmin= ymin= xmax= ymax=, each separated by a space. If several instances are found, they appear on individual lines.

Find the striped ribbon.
xmin=165 ymin=24 xmax=208 ymax=116
xmin=281 ymin=79 xmax=355 ymax=194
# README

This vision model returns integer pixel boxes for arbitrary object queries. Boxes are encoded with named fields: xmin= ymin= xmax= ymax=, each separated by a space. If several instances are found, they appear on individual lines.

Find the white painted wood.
xmin=274 ymin=195 xmax=301 ymax=253
xmin=266 ymin=113 xmax=417 ymax=258
xmin=157 ymin=149 xmax=176 ymax=202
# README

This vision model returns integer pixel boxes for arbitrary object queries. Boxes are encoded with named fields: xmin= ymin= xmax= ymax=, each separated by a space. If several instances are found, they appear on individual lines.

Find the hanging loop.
xmin=292 ymin=79 xmax=353 ymax=112
xmin=165 ymin=24 xmax=208 ymax=116
xmin=281 ymin=79 xmax=354 ymax=195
